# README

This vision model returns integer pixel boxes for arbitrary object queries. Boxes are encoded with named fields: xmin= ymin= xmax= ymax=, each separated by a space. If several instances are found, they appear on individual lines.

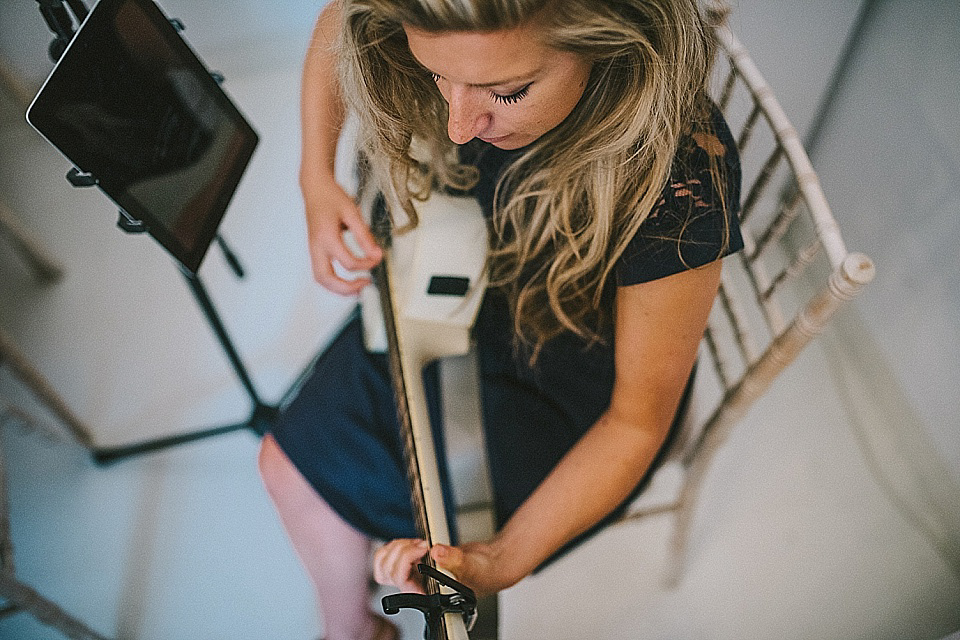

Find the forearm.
xmin=297 ymin=2 xmax=383 ymax=292
xmin=486 ymin=266 xmax=719 ymax=586
xmin=300 ymin=2 xmax=347 ymax=197
xmin=489 ymin=406 xmax=672 ymax=585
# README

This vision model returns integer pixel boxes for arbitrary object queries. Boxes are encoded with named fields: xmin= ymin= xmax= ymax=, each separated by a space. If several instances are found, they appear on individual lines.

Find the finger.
xmin=377 ymin=542 xmax=412 ymax=590
xmin=372 ymin=543 xmax=390 ymax=586
xmin=430 ymin=544 xmax=464 ymax=574
xmin=311 ymin=219 xmax=379 ymax=278
xmin=340 ymin=206 xmax=383 ymax=263
xmin=330 ymin=235 xmax=377 ymax=273
xmin=307 ymin=227 xmax=357 ymax=292
xmin=313 ymin=264 xmax=370 ymax=295
xmin=378 ymin=540 xmax=409 ymax=586
xmin=373 ymin=540 xmax=408 ymax=586
xmin=376 ymin=539 xmax=428 ymax=592
xmin=311 ymin=253 xmax=370 ymax=295
xmin=390 ymin=541 xmax=429 ymax=592
xmin=374 ymin=540 xmax=409 ymax=585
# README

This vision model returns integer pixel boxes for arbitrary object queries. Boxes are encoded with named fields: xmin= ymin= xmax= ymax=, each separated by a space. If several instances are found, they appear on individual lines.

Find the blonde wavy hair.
xmin=339 ymin=0 xmax=718 ymax=355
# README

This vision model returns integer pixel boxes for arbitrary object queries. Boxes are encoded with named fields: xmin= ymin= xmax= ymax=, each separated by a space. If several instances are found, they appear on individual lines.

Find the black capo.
xmin=381 ymin=564 xmax=478 ymax=639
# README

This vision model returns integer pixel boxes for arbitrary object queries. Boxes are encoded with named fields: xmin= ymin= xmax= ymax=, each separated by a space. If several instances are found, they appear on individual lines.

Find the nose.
xmin=446 ymin=86 xmax=491 ymax=144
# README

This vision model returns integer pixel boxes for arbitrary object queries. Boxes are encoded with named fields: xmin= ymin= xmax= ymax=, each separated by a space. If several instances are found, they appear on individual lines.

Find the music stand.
xmin=28 ymin=0 xmax=286 ymax=464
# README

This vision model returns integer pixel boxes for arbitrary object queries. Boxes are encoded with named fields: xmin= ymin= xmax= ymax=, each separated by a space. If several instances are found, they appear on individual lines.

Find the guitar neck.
xmin=374 ymin=255 xmax=471 ymax=640
xmin=361 ymin=176 xmax=488 ymax=639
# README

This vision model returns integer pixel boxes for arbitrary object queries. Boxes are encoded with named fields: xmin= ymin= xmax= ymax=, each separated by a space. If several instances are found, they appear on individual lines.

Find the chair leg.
xmin=0 ymin=56 xmax=34 ymax=111
xmin=663 ymin=453 xmax=711 ymax=588
xmin=0 ymin=203 xmax=64 ymax=283
xmin=662 ymin=393 xmax=742 ymax=588
xmin=0 ymin=329 xmax=95 ymax=450
xmin=0 ymin=573 xmax=113 ymax=640
xmin=0 ymin=449 xmax=111 ymax=639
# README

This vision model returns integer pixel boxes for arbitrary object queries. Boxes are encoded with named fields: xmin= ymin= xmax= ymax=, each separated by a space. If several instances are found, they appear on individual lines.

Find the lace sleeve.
xmin=616 ymin=109 xmax=744 ymax=286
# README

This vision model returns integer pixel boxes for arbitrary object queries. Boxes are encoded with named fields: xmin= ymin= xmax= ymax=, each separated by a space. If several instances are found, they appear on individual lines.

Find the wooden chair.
xmin=0 ymin=444 xmax=112 ymax=640
xmin=0 ymin=342 xmax=109 ymax=639
xmin=0 ymin=55 xmax=34 ymax=112
xmin=621 ymin=6 xmax=876 ymax=585
xmin=0 ymin=77 xmax=105 ymax=630
xmin=1 ymin=56 xmax=65 ymax=283
xmin=0 ymin=328 xmax=96 ymax=451
xmin=1 ymin=250 xmax=106 ymax=640
xmin=1 ymin=259 xmax=106 ymax=640
xmin=0 ymin=201 xmax=65 ymax=284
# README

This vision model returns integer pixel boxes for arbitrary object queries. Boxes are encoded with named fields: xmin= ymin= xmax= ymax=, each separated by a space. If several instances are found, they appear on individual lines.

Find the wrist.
xmin=485 ymin=532 xmax=536 ymax=589
xmin=299 ymin=164 xmax=337 ymax=194
xmin=300 ymin=171 xmax=349 ymax=219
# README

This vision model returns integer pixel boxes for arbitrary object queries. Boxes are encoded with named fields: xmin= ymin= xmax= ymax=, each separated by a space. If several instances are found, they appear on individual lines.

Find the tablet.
xmin=27 ymin=0 xmax=259 ymax=274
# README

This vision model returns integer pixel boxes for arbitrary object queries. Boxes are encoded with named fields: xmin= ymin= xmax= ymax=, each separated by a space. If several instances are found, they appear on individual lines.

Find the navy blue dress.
xmin=270 ymin=105 xmax=743 ymax=558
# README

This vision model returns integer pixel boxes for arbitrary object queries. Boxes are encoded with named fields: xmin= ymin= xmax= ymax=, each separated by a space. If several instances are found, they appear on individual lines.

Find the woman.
xmin=258 ymin=1 xmax=742 ymax=638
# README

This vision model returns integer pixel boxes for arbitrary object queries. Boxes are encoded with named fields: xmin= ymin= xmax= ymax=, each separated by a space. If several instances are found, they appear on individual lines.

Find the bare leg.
xmin=258 ymin=434 xmax=394 ymax=640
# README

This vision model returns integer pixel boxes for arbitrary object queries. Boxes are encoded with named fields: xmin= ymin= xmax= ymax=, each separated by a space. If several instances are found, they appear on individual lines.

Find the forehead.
xmin=403 ymin=21 xmax=552 ymax=85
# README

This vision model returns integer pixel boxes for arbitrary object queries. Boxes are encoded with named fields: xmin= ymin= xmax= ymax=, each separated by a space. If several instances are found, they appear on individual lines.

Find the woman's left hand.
xmin=373 ymin=538 xmax=515 ymax=598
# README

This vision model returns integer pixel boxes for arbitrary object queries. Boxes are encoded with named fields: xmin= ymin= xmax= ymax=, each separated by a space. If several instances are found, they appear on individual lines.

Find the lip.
xmin=479 ymin=133 xmax=510 ymax=144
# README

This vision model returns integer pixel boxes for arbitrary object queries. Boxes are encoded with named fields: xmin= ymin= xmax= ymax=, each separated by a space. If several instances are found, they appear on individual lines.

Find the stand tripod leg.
xmin=89 ymin=269 xmax=280 ymax=464
xmin=0 ymin=569 xmax=113 ymax=640
xmin=179 ymin=269 xmax=280 ymax=434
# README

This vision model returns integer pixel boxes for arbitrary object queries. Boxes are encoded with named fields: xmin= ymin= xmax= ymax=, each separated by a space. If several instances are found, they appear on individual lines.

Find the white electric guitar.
xmin=358 ymin=185 xmax=488 ymax=640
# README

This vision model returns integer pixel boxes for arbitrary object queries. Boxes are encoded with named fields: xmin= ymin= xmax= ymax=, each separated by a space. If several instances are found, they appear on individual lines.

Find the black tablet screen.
xmin=27 ymin=0 xmax=258 ymax=273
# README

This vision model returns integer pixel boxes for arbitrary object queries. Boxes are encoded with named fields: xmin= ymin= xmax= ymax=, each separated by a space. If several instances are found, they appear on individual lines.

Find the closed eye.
xmin=430 ymin=73 xmax=531 ymax=106
xmin=492 ymin=83 xmax=531 ymax=105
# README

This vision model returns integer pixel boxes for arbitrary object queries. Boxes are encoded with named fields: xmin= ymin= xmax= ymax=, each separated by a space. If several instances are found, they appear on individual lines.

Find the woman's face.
xmin=403 ymin=19 xmax=592 ymax=150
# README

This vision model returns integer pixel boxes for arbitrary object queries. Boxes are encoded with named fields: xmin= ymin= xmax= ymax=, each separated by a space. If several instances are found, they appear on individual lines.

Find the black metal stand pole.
xmin=182 ymin=267 xmax=263 ymax=409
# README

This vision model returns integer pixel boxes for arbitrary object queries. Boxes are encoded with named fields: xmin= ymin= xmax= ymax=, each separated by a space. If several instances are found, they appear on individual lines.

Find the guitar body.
xmin=361 ymin=187 xmax=488 ymax=640
xmin=361 ymin=190 xmax=488 ymax=359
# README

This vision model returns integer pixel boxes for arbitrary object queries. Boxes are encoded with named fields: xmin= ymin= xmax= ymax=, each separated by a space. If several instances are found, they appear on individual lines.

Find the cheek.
xmin=497 ymin=109 xmax=539 ymax=135
xmin=527 ymin=75 xmax=589 ymax=132
xmin=525 ymin=97 xmax=573 ymax=131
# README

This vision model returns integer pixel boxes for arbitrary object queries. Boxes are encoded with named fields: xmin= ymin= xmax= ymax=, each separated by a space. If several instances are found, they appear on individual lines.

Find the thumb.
xmin=430 ymin=544 xmax=463 ymax=571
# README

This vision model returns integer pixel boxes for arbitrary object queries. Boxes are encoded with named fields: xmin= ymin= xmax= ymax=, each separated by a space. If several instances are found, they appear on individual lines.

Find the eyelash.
xmin=430 ymin=73 xmax=531 ymax=105
xmin=493 ymin=85 xmax=530 ymax=105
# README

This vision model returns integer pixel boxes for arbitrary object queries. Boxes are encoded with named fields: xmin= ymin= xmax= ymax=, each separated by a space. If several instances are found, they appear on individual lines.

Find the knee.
xmin=257 ymin=433 xmax=291 ymax=497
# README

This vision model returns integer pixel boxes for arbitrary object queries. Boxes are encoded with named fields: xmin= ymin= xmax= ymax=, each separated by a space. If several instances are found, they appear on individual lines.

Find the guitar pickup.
xmin=427 ymin=275 xmax=471 ymax=297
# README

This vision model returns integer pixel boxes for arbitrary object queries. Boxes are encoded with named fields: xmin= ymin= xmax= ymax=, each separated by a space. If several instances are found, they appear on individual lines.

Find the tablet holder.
xmin=35 ymin=0 xmax=282 ymax=464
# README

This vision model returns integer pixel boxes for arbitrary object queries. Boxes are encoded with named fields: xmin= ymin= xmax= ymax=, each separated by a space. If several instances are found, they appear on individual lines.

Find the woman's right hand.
xmin=303 ymin=177 xmax=384 ymax=295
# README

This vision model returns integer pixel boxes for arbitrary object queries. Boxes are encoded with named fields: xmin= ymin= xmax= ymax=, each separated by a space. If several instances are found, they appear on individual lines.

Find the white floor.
xmin=3 ymin=312 xmax=960 ymax=640
xmin=2 ymin=21 xmax=960 ymax=640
